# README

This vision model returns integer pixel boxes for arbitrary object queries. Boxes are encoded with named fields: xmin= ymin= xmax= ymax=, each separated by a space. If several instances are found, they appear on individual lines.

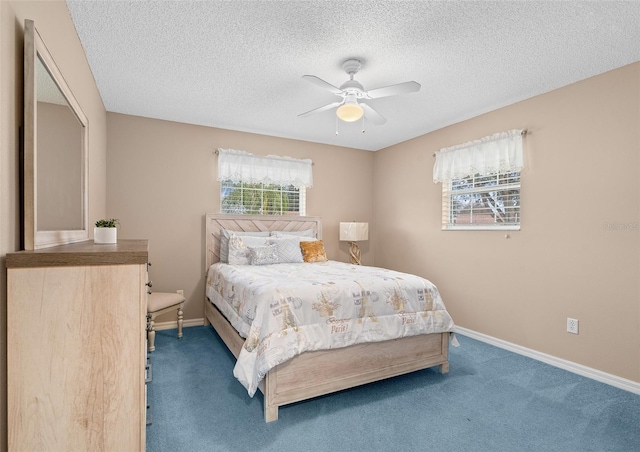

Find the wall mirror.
xmin=23 ymin=19 xmax=89 ymax=249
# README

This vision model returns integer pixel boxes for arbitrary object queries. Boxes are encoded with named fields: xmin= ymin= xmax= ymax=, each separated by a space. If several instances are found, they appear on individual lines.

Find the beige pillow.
xmin=300 ymin=240 xmax=328 ymax=263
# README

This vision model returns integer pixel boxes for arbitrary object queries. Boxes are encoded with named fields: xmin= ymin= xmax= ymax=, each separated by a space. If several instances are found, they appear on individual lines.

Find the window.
xmin=221 ymin=181 xmax=305 ymax=215
xmin=217 ymin=148 xmax=312 ymax=216
xmin=433 ymin=129 xmax=524 ymax=231
xmin=443 ymin=171 xmax=520 ymax=230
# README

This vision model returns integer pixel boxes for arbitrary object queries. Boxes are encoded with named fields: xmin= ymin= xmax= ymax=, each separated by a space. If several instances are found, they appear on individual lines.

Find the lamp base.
xmin=349 ymin=241 xmax=361 ymax=265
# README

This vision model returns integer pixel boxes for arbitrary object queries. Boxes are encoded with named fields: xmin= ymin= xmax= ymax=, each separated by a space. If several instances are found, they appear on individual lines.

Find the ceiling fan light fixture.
xmin=336 ymin=100 xmax=364 ymax=122
xmin=300 ymin=57 xmax=418 ymax=125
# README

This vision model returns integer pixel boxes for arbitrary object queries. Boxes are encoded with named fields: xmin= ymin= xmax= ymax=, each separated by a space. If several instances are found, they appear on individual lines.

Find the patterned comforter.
xmin=206 ymin=260 xmax=455 ymax=396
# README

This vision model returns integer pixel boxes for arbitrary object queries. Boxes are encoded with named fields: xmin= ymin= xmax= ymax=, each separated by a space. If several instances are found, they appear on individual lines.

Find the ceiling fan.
xmin=298 ymin=58 xmax=421 ymax=125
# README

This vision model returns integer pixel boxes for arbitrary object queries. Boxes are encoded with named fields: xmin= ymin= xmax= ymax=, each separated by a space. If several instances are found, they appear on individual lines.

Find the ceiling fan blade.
xmin=360 ymin=102 xmax=387 ymax=125
xmin=298 ymin=101 xmax=343 ymax=118
xmin=302 ymin=75 xmax=343 ymax=95
xmin=365 ymin=81 xmax=421 ymax=99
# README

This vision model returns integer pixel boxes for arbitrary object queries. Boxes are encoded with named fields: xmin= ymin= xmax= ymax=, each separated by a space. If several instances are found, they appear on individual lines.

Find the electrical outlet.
xmin=567 ymin=318 xmax=579 ymax=334
xmin=177 ymin=289 xmax=184 ymax=297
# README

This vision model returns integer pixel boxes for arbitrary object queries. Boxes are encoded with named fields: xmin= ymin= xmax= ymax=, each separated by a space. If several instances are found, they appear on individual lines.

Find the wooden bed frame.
xmin=204 ymin=214 xmax=449 ymax=422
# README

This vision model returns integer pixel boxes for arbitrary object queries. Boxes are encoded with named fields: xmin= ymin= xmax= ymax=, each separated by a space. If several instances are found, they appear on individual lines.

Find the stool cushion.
xmin=148 ymin=292 xmax=185 ymax=313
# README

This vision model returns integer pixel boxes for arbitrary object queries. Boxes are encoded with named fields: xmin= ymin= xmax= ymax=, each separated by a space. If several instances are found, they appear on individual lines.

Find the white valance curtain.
xmin=433 ymin=129 xmax=524 ymax=183
xmin=217 ymin=148 xmax=313 ymax=188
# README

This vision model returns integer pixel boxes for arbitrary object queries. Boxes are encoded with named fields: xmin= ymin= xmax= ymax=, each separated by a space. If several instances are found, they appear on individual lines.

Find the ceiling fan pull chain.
xmin=362 ymin=116 xmax=366 ymax=133
xmin=335 ymin=115 xmax=339 ymax=135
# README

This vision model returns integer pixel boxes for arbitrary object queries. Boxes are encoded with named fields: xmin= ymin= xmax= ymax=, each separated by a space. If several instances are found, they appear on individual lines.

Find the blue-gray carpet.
xmin=146 ymin=326 xmax=639 ymax=451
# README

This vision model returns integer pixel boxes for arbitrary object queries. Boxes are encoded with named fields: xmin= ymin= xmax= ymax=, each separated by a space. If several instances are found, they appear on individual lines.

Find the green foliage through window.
xmin=221 ymin=180 xmax=301 ymax=215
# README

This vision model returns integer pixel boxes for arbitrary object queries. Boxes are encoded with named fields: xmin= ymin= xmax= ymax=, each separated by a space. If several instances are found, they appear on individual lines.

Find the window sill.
xmin=442 ymin=225 xmax=521 ymax=231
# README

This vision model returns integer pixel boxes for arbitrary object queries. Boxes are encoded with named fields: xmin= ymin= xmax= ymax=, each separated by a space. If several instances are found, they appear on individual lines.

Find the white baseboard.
xmin=454 ymin=326 xmax=640 ymax=395
xmin=153 ymin=318 xmax=205 ymax=331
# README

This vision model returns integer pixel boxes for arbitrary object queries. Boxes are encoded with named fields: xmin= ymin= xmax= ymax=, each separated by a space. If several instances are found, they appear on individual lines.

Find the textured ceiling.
xmin=66 ymin=1 xmax=640 ymax=151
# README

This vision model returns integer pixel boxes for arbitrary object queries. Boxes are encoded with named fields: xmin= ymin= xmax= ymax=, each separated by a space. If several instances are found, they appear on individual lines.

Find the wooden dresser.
xmin=6 ymin=240 xmax=149 ymax=451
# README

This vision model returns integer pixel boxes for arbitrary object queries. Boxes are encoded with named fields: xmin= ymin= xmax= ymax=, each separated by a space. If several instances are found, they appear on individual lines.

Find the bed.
xmin=204 ymin=213 xmax=454 ymax=422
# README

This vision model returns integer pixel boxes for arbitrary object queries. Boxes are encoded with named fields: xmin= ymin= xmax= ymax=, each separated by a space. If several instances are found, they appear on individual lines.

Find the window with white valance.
xmin=217 ymin=148 xmax=313 ymax=188
xmin=217 ymin=148 xmax=313 ymax=215
xmin=433 ymin=130 xmax=524 ymax=183
xmin=433 ymin=130 xmax=524 ymax=230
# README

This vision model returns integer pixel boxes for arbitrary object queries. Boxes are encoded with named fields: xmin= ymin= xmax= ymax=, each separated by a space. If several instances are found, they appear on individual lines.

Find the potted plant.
xmin=94 ymin=218 xmax=119 ymax=244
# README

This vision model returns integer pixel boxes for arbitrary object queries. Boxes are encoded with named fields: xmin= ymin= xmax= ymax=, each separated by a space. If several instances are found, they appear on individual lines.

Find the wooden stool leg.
xmin=177 ymin=303 xmax=184 ymax=339
xmin=148 ymin=313 xmax=156 ymax=352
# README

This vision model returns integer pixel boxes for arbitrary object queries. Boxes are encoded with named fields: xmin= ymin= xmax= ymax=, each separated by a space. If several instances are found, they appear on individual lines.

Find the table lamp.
xmin=339 ymin=222 xmax=369 ymax=265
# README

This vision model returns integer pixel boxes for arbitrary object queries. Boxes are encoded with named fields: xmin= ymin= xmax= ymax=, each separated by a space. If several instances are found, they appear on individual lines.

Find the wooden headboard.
xmin=205 ymin=214 xmax=322 ymax=270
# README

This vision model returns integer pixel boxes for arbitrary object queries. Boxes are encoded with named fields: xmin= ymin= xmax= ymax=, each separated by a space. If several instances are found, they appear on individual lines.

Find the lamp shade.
xmin=336 ymin=93 xmax=364 ymax=122
xmin=336 ymin=102 xmax=364 ymax=122
xmin=340 ymin=222 xmax=369 ymax=242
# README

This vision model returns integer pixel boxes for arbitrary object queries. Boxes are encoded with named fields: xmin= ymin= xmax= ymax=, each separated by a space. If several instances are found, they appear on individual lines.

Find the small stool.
xmin=147 ymin=292 xmax=185 ymax=352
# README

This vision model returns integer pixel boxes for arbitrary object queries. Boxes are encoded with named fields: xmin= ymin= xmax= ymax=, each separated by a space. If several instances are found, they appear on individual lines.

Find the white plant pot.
xmin=94 ymin=227 xmax=117 ymax=244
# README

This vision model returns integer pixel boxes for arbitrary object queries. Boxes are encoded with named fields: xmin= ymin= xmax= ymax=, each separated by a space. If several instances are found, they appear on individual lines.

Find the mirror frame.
xmin=23 ymin=19 xmax=89 ymax=250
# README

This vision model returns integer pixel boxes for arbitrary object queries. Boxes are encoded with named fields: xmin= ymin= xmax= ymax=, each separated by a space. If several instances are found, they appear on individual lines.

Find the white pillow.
xmin=267 ymin=236 xmax=312 ymax=263
xmin=270 ymin=229 xmax=316 ymax=238
xmin=228 ymin=234 xmax=270 ymax=265
xmin=220 ymin=228 xmax=270 ymax=263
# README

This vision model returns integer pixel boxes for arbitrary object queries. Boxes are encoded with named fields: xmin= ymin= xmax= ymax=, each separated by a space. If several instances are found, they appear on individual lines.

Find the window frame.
xmin=442 ymin=170 xmax=521 ymax=231
xmin=220 ymin=180 xmax=306 ymax=216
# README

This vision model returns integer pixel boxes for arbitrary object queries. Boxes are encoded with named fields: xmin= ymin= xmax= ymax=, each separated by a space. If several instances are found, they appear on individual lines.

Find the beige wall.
xmin=374 ymin=62 xmax=640 ymax=383
xmin=37 ymin=101 xmax=83 ymax=230
xmin=106 ymin=113 xmax=374 ymax=321
xmin=0 ymin=1 xmax=107 ymax=450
